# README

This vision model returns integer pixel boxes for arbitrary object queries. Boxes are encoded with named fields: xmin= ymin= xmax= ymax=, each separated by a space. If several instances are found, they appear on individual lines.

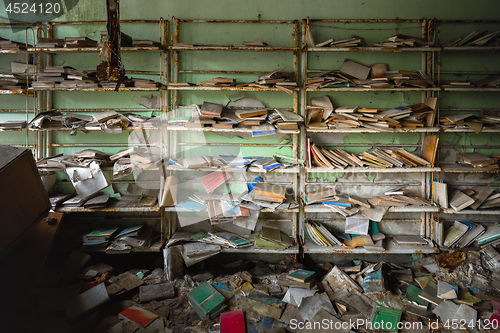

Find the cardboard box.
xmin=0 ymin=145 xmax=50 ymax=255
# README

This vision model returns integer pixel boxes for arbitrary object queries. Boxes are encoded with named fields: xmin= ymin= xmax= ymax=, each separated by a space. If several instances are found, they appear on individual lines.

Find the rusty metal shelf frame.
xmin=431 ymin=19 xmax=500 ymax=247
xmin=302 ymin=242 xmax=439 ymax=254
xmin=29 ymin=46 xmax=163 ymax=53
xmin=304 ymin=205 xmax=439 ymax=213
xmin=441 ymin=209 xmax=500 ymax=215
xmin=0 ymin=21 xmax=41 ymax=159
xmin=305 ymin=87 xmax=441 ymax=92
xmin=29 ymin=87 xmax=162 ymax=92
xmin=306 ymin=127 xmax=440 ymax=133
xmin=305 ymin=167 xmax=441 ymax=173
xmin=300 ymin=18 xmax=439 ymax=252
xmin=168 ymin=18 xmax=301 ymax=249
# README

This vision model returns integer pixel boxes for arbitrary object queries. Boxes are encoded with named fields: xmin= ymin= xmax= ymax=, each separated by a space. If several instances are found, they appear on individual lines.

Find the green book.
xmin=286 ymin=269 xmax=316 ymax=283
xmin=476 ymin=223 xmax=500 ymax=246
xmin=403 ymin=284 xmax=429 ymax=307
xmin=372 ymin=307 xmax=402 ymax=332
xmin=188 ymin=282 xmax=226 ymax=319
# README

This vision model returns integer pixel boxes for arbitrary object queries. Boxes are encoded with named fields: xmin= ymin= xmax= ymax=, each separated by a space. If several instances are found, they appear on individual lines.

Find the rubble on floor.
xmin=2 ymin=247 xmax=500 ymax=332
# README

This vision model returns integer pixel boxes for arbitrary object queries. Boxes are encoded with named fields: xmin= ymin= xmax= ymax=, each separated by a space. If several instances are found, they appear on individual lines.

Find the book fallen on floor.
xmin=371 ymin=306 xmax=402 ymax=333
xmin=286 ymin=269 xmax=316 ymax=283
xmin=220 ymin=309 xmax=245 ymax=333
xmin=188 ymin=282 xmax=227 ymax=319
xmin=118 ymin=306 xmax=159 ymax=327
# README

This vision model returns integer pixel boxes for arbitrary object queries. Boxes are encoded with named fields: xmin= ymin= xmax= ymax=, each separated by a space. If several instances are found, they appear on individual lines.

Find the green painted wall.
xmin=0 ymin=0 xmax=499 ymax=194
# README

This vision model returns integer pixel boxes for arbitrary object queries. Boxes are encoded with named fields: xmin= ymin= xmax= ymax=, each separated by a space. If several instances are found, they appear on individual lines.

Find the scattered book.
xmin=286 ymin=269 xmax=316 ymax=283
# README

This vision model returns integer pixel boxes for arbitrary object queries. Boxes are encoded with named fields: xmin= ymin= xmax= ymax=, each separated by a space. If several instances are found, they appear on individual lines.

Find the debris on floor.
xmin=1 ymin=247 xmax=500 ymax=332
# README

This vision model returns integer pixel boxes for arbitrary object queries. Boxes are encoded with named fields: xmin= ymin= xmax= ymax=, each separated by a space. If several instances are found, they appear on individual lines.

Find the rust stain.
xmin=435 ymin=252 xmax=466 ymax=271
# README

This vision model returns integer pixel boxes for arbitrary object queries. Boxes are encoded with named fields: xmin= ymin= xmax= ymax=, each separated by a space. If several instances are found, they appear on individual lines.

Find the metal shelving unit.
xmin=166 ymin=18 xmax=301 ymax=254
xmin=31 ymin=20 xmax=169 ymax=249
xmin=433 ymin=19 xmax=500 ymax=248
xmin=299 ymin=19 xmax=440 ymax=255
xmin=0 ymin=22 xmax=40 ymax=158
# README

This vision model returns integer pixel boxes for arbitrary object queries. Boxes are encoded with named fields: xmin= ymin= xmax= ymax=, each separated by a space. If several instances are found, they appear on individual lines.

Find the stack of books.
xmin=306 ymin=97 xmax=437 ymax=131
xmin=457 ymin=152 xmax=498 ymax=169
xmin=254 ymin=226 xmax=292 ymax=250
xmin=0 ymin=73 xmax=31 ymax=90
xmin=251 ymin=157 xmax=283 ymax=172
xmin=476 ymin=223 xmax=500 ymax=247
xmin=202 ymin=232 xmax=253 ymax=248
xmin=315 ymin=35 xmax=366 ymax=48
xmin=305 ymin=220 xmax=342 ymax=246
xmin=35 ymin=37 xmax=65 ymax=48
xmin=373 ymin=34 xmax=434 ymax=48
xmin=251 ymin=183 xmax=286 ymax=207
xmin=111 ymin=225 xmax=153 ymax=248
xmin=278 ymin=270 xmax=316 ymax=289
xmin=442 ymin=30 xmax=500 ymax=47
xmin=306 ymin=140 xmax=433 ymax=169
xmin=305 ymin=60 xmax=436 ymax=89
xmin=443 ymin=220 xmax=486 ymax=248
xmin=64 ymin=36 xmax=98 ymax=48
xmin=33 ymin=66 xmax=98 ymax=89
xmin=82 ymin=226 xmax=120 ymax=248
xmin=200 ymin=77 xmax=236 ymax=87
xmin=368 ymin=187 xmax=433 ymax=208
xmin=303 ymin=187 xmax=337 ymax=205
xmin=188 ymin=282 xmax=227 ymax=319
xmin=247 ymin=68 xmax=297 ymax=94
xmin=0 ymin=37 xmax=31 ymax=50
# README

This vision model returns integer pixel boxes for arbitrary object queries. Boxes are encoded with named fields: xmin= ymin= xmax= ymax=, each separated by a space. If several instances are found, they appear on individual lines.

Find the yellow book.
xmin=361 ymin=157 xmax=389 ymax=168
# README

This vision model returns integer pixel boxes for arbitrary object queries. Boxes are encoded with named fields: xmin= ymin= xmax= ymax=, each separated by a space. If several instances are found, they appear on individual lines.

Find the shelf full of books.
xmin=299 ymin=19 xmax=439 ymax=254
xmin=432 ymin=19 xmax=500 ymax=250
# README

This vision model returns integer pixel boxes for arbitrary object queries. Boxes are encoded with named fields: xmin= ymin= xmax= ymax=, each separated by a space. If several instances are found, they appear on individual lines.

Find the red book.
xmin=221 ymin=309 xmax=245 ymax=333
xmin=119 ymin=306 xmax=158 ymax=327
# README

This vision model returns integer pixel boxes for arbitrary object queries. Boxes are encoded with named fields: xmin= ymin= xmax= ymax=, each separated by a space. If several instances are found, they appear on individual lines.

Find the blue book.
xmin=323 ymin=201 xmax=352 ymax=207
xmin=177 ymin=200 xmax=206 ymax=212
